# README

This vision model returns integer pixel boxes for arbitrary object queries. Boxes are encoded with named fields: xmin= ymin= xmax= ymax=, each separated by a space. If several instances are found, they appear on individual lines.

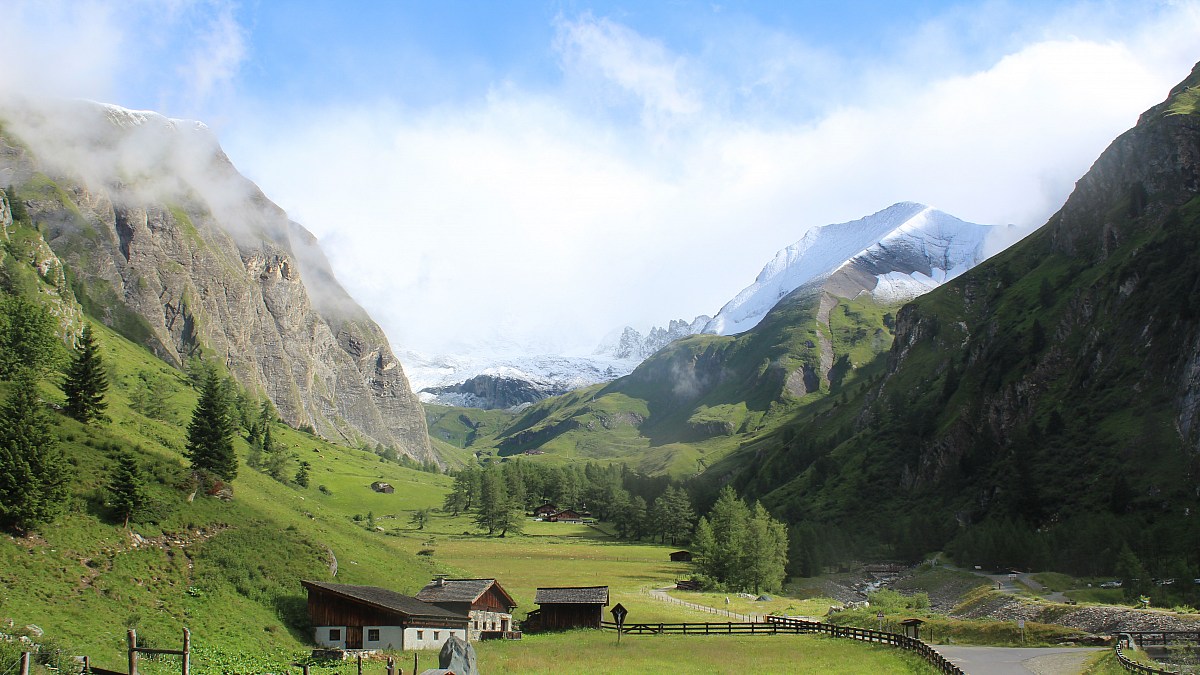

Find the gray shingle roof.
xmin=416 ymin=578 xmax=516 ymax=608
xmin=534 ymin=586 xmax=609 ymax=605
xmin=301 ymin=580 xmax=468 ymax=621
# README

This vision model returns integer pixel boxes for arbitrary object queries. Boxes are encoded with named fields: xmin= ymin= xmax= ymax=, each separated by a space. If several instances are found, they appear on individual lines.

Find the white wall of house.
xmin=313 ymin=626 xmax=346 ymax=649
xmin=362 ymin=626 xmax=404 ymax=650
xmin=403 ymin=626 xmax=467 ymax=650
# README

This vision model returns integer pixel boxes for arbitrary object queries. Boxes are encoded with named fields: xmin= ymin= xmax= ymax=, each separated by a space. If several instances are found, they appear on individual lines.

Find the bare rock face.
xmin=0 ymin=100 xmax=434 ymax=464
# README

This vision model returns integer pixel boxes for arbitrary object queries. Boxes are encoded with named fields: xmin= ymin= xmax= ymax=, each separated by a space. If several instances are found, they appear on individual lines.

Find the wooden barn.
xmin=532 ymin=503 xmax=558 ymax=518
xmin=415 ymin=577 xmax=520 ymax=640
xmin=548 ymin=509 xmax=582 ymax=523
xmin=301 ymin=580 xmax=468 ymax=651
xmin=370 ymin=481 xmax=394 ymax=493
xmin=524 ymin=586 xmax=609 ymax=632
xmin=669 ymin=550 xmax=693 ymax=562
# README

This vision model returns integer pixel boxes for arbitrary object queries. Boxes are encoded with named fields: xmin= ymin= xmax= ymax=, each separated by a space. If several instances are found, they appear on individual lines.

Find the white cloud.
xmin=3 ymin=1 xmax=1200 ymax=361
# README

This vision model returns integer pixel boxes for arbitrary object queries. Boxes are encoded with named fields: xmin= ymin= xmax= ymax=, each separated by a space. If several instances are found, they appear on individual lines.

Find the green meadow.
xmin=0 ymin=322 xmax=945 ymax=674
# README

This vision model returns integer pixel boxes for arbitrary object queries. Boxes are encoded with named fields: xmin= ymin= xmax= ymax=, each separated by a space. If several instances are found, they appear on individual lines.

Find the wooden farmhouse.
xmin=548 ymin=509 xmax=582 ymax=523
xmin=301 ymin=580 xmax=468 ymax=651
xmin=524 ymin=586 xmax=609 ymax=631
xmin=532 ymin=503 xmax=558 ymax=518
xmin=415 ymin=577 xmax=519 ymax=640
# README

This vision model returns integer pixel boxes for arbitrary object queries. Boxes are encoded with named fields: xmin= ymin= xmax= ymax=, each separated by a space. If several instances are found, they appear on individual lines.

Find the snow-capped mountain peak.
xmin=703 ymin=203 xmax=999 ymax=335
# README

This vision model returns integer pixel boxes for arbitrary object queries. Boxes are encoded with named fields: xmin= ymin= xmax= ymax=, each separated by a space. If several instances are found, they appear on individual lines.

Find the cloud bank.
xmin=3 ymin=1 xmax=1199 ymax=359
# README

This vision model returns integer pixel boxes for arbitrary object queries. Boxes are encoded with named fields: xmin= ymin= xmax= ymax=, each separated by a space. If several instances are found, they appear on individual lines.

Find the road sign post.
xmin=877 ymin=611 xmax=884 ymax=632
xmin=611 ymin=603 xmax=628 ymax=645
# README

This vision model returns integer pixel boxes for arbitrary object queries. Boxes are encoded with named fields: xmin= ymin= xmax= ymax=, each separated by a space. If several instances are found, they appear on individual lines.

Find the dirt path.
xmin=646 ymin=586 xmax=763 ymax=622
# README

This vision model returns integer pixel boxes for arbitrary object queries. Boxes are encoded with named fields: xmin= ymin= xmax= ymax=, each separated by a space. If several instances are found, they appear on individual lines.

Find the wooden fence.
xmin=600 ymin=615 xmax=964 ymax=674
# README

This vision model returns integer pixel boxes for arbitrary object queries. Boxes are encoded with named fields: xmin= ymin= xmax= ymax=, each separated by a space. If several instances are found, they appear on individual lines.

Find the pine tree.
xmin=63 ymin=324 xmax=109 ymax=424
xmin=108 ymin=449 xmax=147 ymax=528
xmin=0 ymin=295 xmax=62 ymax=380
xmin=185 ymin=368 xmax=238 ymax=482
xmin=0 ymin=373 xmax=71 ymax=532
xmin=294 ymin=460 xmax=311 ymax=488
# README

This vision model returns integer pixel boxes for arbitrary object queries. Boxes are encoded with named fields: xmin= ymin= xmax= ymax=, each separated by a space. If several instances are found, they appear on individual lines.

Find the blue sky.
xmin=3 ymin=1 xmax=1200 ymax=358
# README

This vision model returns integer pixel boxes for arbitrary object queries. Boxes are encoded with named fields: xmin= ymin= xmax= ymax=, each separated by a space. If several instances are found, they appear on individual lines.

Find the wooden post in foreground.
xmin=386 ymin=656 xmax=396 ymax=675
xmin=413 ymin=651 xmax=418 ymax=675
xmin=128 ymin=629 xmax=138 ymax=675
xmin=182 ymin=628 xmax=190 ymax=675
xmin=19 ymin=652 xmax=29 ymax=675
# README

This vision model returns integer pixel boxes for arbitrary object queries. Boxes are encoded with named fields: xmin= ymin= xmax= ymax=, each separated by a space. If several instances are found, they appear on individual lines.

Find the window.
xmin=433 ymin=631 xmax=440 ymax=640
xmin=367 ymin=629 xmax=380 ymax=642
xmin=328 ymin=629 xmax=341 ymax=641
xmin=416 ymin=630 xmax=424 ymax=640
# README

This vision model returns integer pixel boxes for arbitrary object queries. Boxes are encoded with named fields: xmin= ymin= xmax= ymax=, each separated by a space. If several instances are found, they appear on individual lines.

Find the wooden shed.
xmin=370 ymin=481 xmax=394 ymax=493
xmin=524 ymin=586 xmax=609 ymax=632
xmin=301 ymin=580 xmax=468 ymax=651
xmin=669 ymin=550 xmax=693 ymax=562
xmin=415 ymin=577 xmax=519 ymax=640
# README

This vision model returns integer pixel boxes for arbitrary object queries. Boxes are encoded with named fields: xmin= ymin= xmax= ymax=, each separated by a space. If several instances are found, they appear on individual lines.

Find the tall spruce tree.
xmin=186 ymin=368 xmax=238 ymax=481
xmin=63 ymin=324 xmax=108 ymax=423
xmin=0 ymin=373 xmax=71 ymax=532
xmin=107 ymin=449 xmax=147 ymax=528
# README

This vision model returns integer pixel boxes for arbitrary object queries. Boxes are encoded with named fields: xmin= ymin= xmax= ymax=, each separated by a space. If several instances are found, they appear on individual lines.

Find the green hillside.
xmin=468 ymin=290 xmax=902 ymax=477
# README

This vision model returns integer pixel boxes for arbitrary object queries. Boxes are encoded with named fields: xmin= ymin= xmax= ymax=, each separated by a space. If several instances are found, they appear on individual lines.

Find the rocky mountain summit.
xmin=0 ymin=99 xmax=434 ymax=463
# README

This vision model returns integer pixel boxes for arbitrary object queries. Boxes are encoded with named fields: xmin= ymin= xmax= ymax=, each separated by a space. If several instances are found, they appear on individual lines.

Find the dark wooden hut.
xmin=669 ymin=550 xmax=693 ymax=562
xmin=524 ymin=586 xmax=609 ymax=632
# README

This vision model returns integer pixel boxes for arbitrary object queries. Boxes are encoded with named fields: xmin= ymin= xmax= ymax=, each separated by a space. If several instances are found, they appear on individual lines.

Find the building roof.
xmin=534 ymin=586 xmax=610 ymax=605
xmin=415 ymin=578 xmax=517 ymax=609
xmin=301 ymin=580 xmax=468 ymax=622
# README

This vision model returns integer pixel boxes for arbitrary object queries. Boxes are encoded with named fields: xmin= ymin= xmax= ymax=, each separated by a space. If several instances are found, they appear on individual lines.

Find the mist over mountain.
xmin=0 ymin=98 xmax=435 ymax=463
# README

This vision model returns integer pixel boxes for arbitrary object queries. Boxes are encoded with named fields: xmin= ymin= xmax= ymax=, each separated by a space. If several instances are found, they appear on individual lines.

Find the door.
xmin=346 ymin=626 xmax=363 ymax=649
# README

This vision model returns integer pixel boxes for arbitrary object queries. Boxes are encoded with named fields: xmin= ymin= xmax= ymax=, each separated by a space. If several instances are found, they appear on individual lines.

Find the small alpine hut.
xmin=301 ymin=580 xmax=468 ymax=651
xmin=669 ymin=550 xmax=693 ymax=562
xmin=415 ymin=577 xmax=520 ymax=640
xmin=524 ymin=586 xmax=609 ymax=632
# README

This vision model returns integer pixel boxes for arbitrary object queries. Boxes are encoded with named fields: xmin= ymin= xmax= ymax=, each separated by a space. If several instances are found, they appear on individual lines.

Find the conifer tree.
xmin=185 ymin=368 xmax=238 ymax=481
xmin=294 ymin=460 xmax=311 ymax=488
xmin=0 ymin=295 xmax=62 ymax=380
xmin=0 ymin=373 xmax=71 ymax=532
xmin=107 ymin=449 xmax=147 ymax=528
xmin=63 ymin=324 xmax=108 ymax=423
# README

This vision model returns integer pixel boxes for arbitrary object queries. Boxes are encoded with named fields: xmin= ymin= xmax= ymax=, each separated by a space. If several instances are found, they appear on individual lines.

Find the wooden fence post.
xmin=386 ymin=656 xmax=396 ymax=675
xmin=19 ymin=651 xmax=30 ymax=675
xmin=128 ymin=629 xmax=138 ymax=675
xmin=182 ymin=628 xmax=190 ymax=675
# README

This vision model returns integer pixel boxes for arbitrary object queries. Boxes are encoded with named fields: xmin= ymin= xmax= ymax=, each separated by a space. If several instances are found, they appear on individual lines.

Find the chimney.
xmin=434 ymin=575 xmax=447 ymax=587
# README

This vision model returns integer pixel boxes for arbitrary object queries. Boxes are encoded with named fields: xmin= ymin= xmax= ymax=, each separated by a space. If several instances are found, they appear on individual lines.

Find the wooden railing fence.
xmin=600 ymin=615 xmax=964 ymax=674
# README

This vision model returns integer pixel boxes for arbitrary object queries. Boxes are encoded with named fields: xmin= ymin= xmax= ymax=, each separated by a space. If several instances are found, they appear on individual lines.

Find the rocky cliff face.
xmin=0 ymin=100 xmax=434 ymax=463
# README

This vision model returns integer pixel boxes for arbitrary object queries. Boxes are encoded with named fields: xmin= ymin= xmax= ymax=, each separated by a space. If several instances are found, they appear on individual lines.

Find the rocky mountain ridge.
xmin=0 ymin=99 xmax=434 ymax=463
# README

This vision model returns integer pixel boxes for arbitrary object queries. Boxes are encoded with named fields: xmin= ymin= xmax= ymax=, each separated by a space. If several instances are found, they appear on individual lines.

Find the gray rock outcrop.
xmin=0 ymin=99 xmax=435 ymax=463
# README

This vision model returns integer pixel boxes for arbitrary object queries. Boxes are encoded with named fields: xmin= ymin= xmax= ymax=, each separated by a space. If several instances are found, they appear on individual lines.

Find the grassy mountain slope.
xmin=713 ymin=62 xmax=1200 ymax=574
xmin=467 ymin=288 xmax=902 ymax=477
xmin=0 ymin=312 xmax=455 ymax=670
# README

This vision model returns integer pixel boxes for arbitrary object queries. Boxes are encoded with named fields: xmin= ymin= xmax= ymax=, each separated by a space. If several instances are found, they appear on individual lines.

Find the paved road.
xmin=937 ymin=646 xmax=1105 ymax=675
